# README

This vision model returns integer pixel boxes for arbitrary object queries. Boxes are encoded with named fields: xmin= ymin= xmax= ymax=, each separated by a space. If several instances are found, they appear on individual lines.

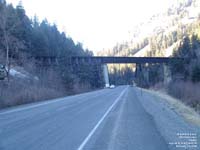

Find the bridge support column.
xmin=135 ymin=63 xmax=140 ymax=78
xmin=103 ymin=64 xmax=110 ymax=88
xmin=163 ymin=64 xmax=172 ymax=86
xmin=143 ymin=64 xmax=150 ymax=86
xmin=135 ymin=63 xmax=142 ymax=86
xmin=135 ymin=63 xmax=150 ymax=87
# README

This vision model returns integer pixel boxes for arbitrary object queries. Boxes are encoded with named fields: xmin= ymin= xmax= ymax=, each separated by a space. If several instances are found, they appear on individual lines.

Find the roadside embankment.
xmin=143 ymin=88 xmax=200 ymax=127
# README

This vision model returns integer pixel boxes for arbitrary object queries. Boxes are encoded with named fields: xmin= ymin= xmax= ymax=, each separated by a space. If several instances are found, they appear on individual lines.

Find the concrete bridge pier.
xmin=103 ymin=64 xmax=110 ymax=88
xmin=135 ymin=63 xmax=141 ymax=78
xmin=135 ymin=63 xmax=150 ymax=87
xmin=135 ymin=63 xmax=142 ymax=86
xmin=163 ymin=64 xmax=172 ymax=86
xmin=142 ymin=64 xmax=150 ymax=85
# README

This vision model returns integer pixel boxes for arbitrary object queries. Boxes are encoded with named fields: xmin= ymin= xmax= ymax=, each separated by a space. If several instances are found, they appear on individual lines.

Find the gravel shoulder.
xmin=143 ymin=88 xmax=200 ymax=127
xmin=135 ymin=87 xmax=200 ymax=150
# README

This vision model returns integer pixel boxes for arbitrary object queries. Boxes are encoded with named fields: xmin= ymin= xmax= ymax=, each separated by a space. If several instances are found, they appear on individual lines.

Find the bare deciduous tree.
xmin=0 ymin=1 xmax=25 ymax=81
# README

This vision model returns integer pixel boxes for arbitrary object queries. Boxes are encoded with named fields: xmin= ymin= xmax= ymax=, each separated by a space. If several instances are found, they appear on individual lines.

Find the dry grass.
xmin=144 ymin=88 xmax=200 ymax=127
xmin=0 ymin=57 xmax=99 ymax=109
xmin=0 ymin=80 xmax=66 ymax=108
xmin=167 ymin=81 xmax=200 ymax=112
xmin=0 ymin=74 xmax=95 ymax=109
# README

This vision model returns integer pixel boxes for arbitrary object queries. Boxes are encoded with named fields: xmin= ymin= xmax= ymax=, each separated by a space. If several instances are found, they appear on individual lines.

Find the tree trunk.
xmin=4 ymin=34 xmax=10 ymax=82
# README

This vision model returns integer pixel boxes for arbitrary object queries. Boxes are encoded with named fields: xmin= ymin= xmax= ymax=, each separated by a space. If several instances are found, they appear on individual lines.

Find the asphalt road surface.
xmin=0 ymin=86 xmax=199 ymax=150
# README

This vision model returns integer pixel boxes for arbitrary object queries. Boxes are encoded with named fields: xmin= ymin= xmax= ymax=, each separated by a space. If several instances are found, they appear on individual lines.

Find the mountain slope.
xmin=98 ymin=0 xmax=200 ymax=57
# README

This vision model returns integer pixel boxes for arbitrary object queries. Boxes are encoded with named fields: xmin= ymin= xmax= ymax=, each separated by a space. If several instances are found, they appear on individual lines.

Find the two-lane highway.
xmin=0 ymin=86 xmax=199 ymax=150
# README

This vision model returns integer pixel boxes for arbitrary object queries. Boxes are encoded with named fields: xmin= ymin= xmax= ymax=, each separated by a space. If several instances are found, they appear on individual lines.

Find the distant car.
xmin=104 ymin=84 xmax=110 ymax=88
xmin=110 ymin=85 xmax=115 ymax=89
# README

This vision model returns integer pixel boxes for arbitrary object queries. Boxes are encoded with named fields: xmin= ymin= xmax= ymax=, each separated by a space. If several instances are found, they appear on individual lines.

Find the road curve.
xmin=0 ymin=86 xmax=199 ymax=150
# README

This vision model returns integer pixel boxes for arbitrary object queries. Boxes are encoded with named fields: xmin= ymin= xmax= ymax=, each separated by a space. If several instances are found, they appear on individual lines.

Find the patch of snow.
xmin=181 ymin=17 xmax=197 ymax=25
xmin=134 ymin=45 xmax=150 ymax=57
xmin=34 ymin=76 xmax=39 ymax=81
xmin=164 ymin=40 xmax=181 ymax=57
xmin=8 ymin=66 xmax=39 ymax=81
xmin=9 ymin=69 xmax=28 ymax=79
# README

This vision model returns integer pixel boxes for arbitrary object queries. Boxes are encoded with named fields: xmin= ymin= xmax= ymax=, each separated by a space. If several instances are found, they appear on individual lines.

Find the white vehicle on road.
xmin=105 ymin=84 xmax=110 ymax=88
xmin=110 ymin=85 xmax=115 ymax=89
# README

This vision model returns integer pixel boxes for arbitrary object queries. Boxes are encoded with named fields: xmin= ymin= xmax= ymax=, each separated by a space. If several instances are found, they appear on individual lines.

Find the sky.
xmin=6 ymin=0 xmax=173 ymax=52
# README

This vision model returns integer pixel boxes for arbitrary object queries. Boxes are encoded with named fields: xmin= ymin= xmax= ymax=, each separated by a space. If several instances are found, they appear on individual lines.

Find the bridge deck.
xmin=71 ymin=56 xmax=178 ymax=64
xmin=31 ymin=56 xmax=181 ymax=66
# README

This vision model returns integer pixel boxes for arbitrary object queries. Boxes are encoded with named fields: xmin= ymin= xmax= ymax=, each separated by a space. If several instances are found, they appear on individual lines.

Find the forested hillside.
xmin=168 ymin=33 xmax=200 ymax=111
xmin=0 ymin=0 xmax=103 ymax=108
xmin=98 ymin=0 xmax=200 ymax=111
xmin=98 ymin=0 xmax=200 ymax=57
xmin=98 ymin=0 xmax=200 ymax=82
xmin=97 ymin=0 xmax=200 ymax=86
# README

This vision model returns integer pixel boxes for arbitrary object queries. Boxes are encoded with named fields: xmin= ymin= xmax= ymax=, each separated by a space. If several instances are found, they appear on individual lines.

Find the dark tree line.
xmin=171 ymin=34 xmax=200 ymax=82
xmin=0 ymin=0 xmax=104 ymax=108
xmin=109 ymin=65 xmax=135 ymax=85
xmin=0 ymin=0 xmax=92 ymax=60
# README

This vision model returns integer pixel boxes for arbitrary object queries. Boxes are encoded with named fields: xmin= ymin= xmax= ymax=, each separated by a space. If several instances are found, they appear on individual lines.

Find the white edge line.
xmin=77 ymin=86 xmax=128 ymax=150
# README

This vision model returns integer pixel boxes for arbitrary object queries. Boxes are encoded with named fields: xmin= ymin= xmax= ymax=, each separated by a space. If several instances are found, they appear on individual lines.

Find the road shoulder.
xmin=143 ymin=88 xmax=200 ymax=127
xmin=134 ymin=87 xmax=200 ymax=150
